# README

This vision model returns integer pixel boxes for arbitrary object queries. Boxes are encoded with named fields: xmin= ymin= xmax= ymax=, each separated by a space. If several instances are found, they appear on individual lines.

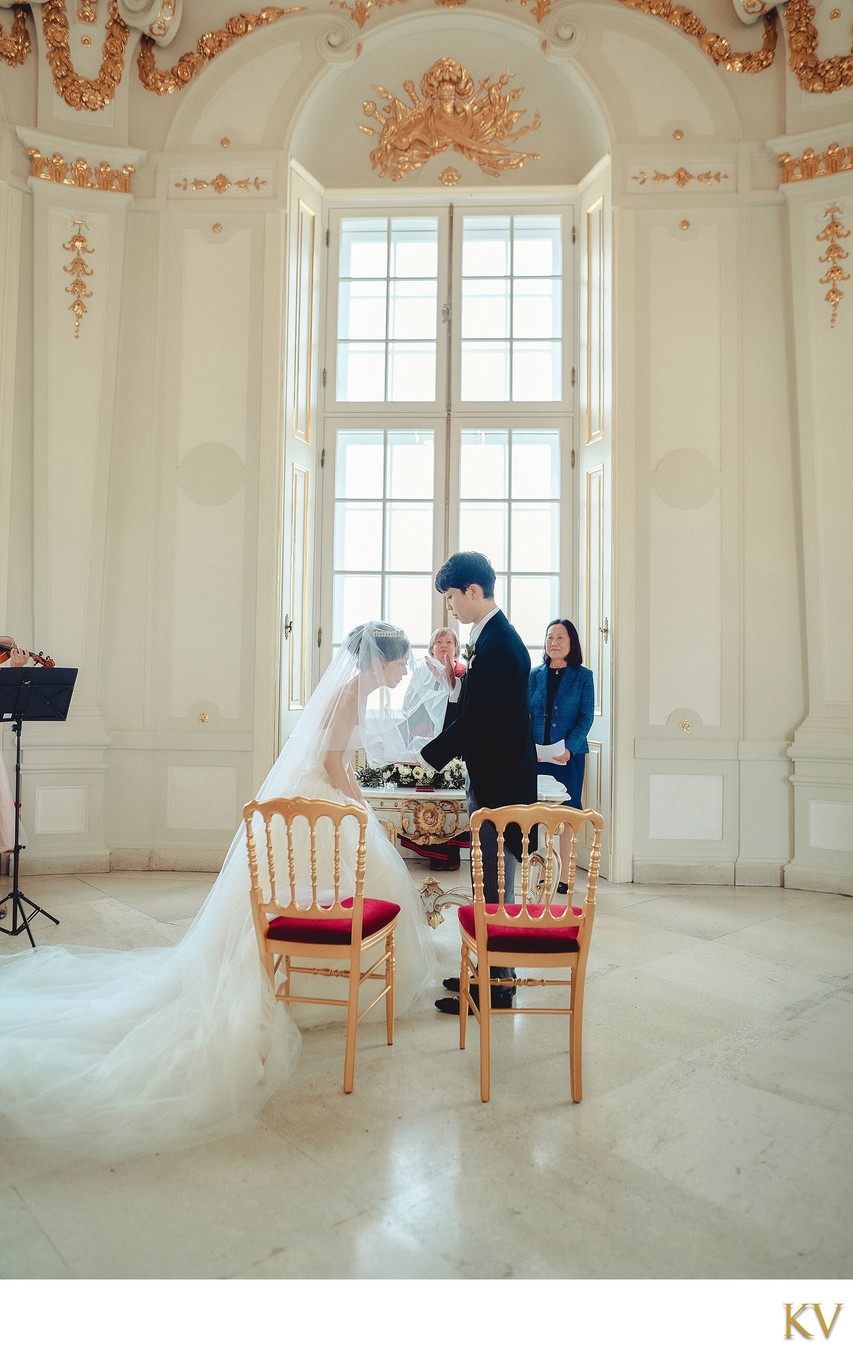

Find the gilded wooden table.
xmin=362 ymin=785 xmax=564 ymax=926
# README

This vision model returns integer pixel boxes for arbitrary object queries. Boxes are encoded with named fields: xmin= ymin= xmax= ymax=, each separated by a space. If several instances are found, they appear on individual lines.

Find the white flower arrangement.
xmin=356 ymin=757 xmax=466 ymax=790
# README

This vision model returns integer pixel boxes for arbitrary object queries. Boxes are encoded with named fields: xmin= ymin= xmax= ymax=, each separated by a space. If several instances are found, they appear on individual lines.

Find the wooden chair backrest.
xmin=469 ymin=803 xmax=603 ymax=930
xmin=243 ymin=796 xmax=368 ymax=930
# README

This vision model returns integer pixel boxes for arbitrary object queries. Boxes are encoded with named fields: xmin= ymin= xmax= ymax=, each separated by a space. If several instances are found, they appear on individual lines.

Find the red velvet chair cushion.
xmin=457 ymin=902 xmax=582 ymax=954
xmin=267 ymin=896 xmax=400 ymax=945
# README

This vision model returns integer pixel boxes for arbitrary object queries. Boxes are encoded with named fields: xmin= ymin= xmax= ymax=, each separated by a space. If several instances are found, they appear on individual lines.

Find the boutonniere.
xmin=462 ymin=642 xmax=475 ymax=662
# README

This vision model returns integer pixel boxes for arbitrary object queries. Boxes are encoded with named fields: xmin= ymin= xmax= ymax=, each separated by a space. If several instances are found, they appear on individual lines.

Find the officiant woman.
xmin=528 ymin=618 xmax=594 ymax=894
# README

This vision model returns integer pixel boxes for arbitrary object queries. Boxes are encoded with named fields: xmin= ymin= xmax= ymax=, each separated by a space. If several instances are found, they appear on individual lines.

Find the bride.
xmin=0 ymin=623 xmax=436 ymax=1161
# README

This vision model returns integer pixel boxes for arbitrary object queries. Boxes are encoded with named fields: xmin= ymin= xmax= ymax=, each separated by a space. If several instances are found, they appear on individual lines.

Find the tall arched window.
xmin=320 ymin=202 xmax=576 ymax=664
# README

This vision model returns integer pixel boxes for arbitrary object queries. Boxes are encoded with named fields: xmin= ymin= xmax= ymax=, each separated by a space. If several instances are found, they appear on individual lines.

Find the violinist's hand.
xmin=9 ymin=647 xmax=28 ymax=667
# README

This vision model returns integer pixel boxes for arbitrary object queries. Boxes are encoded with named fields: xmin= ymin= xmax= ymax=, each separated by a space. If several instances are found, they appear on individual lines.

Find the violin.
xmin=0 ymin=647 xmax=55 ymax=668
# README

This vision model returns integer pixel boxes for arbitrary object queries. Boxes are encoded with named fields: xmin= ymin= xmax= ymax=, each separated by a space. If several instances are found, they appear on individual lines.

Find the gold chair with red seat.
xmin=459 ymin=803 xmax=603 ymax=1103
xmin=243 ymin=796 xmax=401 ymax=1093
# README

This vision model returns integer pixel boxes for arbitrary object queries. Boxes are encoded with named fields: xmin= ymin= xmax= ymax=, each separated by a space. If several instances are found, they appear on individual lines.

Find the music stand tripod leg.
xmin=0 ymin=714 xmax=61 ymax=947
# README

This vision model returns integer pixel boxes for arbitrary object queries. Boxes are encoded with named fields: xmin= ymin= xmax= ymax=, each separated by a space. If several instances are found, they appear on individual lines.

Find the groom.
xmin=420 ymin=550 xmax=538 ymax=1015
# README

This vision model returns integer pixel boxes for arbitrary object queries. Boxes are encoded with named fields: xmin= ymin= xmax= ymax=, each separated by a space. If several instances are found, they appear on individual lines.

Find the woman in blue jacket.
xmin=528 ymin=618 xmax=595 ymax=893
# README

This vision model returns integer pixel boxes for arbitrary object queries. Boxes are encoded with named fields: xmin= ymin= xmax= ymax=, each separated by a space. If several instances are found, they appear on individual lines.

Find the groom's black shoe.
xmin=435 ymin=984 xmax=515 ymax=1014
xmin=442 ymin=975 xmax=516 ymax=993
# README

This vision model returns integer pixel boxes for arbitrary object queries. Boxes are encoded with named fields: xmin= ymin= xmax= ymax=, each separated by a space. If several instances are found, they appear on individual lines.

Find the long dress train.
xmin=0 ymin=623 xmax=435 ymax=1162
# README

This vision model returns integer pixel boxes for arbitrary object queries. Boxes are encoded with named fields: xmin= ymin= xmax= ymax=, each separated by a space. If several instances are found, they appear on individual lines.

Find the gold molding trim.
xmin=28 ymin=146 xmax=135 ymax=192
xmin=818 ymin=205 xmax=849 ymax=330
xmin=0 ymin=5 xmax=31 ymax=67
xmin=778 ymin=141 xmax=853 ymax=183
xmin=631 ymin=166 xmax=730 ymax=187
xmin=361 ymin=58 xmax=540 ymax=181
xmin=613 ymin=0 xmax=778 ymax=75
xmin=63 ymin=218 xmax=94 ymax=340
xmin=42 ymin=0 xmax=129 ymax=112
xmin=173 ymin=173 xmax=268 ymax=193
xmin=137 ymin=6 xmax=303 ymax=95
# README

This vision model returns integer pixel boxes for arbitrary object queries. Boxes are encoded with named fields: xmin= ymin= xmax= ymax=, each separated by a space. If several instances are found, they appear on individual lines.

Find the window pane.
xmin=387 ymin=432 xmax=434 ymax=499
xmin=386 ymin=503 xmax=433 ymax=571
xmin=390 ymin=218 xmax=438 ymax=278
xmin=334 ymin=575 xmax=383 ymax=642
xmin=458 ymin=503 xmax=508 ymax=571
xmin=334 ymin=504 xmax=382 ymax=570
xmin=337 ymin=343 xmax=386 ymax=402
xmin=513 ymin=217 xmax=561 ymax=276
xmin=460 ymin=342 xmax=509 ymax=402
xmin=389 ymin=280 xmax=437 ymax=340
xmin=511 ymin=503 xmax=559 ymax=571
xmin=511 ymin=342 xmax=561 ymax=402
xmin=338 ymin=281 xmax=387 ymax=340
xmin=339 ymin=219 xmax=387 ymax=278
xmin=513 ymin=279 xmax=561 ymax=339
xmin=510 ymin=432 xmax=560 ymax=499
xmin=336 ymin=432 xmax=384 ymax=497
xmin=461 ymin=278 xmax=510 ymax=339
xmin=459 ymin=432 xmax=508 ymax=499
xmin=388 ymin=343 xmax=436 ymax=402
xmin=508 ymin=576 xmax=559 ymax=646
xmin=385 ymin=575 xmax=433 ymax=647
xmin=462 ymin=217 xmax=510 ymax=277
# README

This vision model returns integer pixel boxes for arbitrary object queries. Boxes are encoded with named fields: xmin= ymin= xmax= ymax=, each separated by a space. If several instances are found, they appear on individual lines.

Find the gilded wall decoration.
xmin=333 ymin=0 xmax=551 ymax=27
xmin=10 ymin=1 xmax=301 ymax=106
xmin=173 ymin=173 xmax=268 ymax=193
xmin=818 ymin=205 xmax=849 ymax=328
xmin=361 ymin=57 xmax=540 ymax=181
xmin=137 ymin=6 xmax=302 ymax=95
xmin=784 ymin=0 xmax=853 ymax=93
xmin=613 ymin=0 xmax=778 ymax=74
xmin=631 ymin=166 xmax=730 ymax=186
xmin=0 ymin=4 xmax=31 ymax=66
xmin=615 ymin=0 xmax=853 ymax=93
xmin=62 ymin=218 xmax=94 ymax=340
xmin=438 ymin=165 xmax=461 ymax=185
xmin=41 ymin=0 xmax=130 ymax=112
xmin=28 ymin=146 xmax=135 ymax=191
xmin=778 ymin=142 xmax=853 ymax=182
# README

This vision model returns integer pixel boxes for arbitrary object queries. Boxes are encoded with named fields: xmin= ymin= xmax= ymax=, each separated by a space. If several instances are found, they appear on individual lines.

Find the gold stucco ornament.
xmin=361 ymin=57 xmax=541 ymax=181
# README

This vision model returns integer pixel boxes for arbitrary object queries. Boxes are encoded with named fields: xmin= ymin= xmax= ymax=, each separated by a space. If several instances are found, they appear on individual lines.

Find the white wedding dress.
xmin=0 ymin=624 xmax=435 ymax=1162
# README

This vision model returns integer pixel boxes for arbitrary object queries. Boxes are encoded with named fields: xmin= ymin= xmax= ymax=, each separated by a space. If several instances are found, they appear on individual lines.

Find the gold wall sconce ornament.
xmin=361 ymin=57 xmax=541 ymax=181
xmin=27 ymin=147 xmax=135 ymax=192
xmin=817 ymin=205 xmax=849 ymax=329
xmin=137 ymin=5 xmax=303 ymax=95
xmin=173 ymin=173 xmax=268 ymax=194
xmin=631 ymin=166 xmax=729 ymax=187
xmin=778 ymin=142 xmax=853 ymax=184
xmin=0 ymin=5 xmax=32 ymax=67
xmin=62 ymin=219 xmax=94 ymax=340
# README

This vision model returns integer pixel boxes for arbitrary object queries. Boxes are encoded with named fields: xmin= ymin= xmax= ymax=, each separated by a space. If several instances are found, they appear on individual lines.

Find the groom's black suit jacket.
xmin=420 ymin=610 xmax=538 ymax=860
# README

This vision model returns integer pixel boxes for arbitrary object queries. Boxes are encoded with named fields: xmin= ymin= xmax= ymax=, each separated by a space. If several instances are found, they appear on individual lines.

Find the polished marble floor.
xmin=0 ymin=862 xmax=851 ymax=1281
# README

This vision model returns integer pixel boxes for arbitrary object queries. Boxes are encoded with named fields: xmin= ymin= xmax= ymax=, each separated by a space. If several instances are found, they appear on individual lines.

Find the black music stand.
xmin=0 ymin=668 xmax=77 ymax=948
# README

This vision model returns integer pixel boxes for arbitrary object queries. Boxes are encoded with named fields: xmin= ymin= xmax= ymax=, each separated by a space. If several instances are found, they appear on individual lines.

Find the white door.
xmin=278 ymin=167 xmax=322 ymax=747
xmin=577 ymin=171 xmax=614 ymax=877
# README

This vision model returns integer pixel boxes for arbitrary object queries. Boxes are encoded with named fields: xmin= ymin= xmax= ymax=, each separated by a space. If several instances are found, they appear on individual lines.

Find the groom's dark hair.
xmin=434 ymin=551 xmax=496 ymax=599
